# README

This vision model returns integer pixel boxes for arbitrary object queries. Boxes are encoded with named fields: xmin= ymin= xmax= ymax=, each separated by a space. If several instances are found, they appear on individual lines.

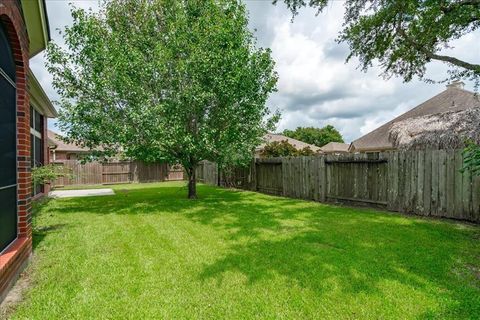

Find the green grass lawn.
xmin=10 ymin=182 xmax=480 ymax=319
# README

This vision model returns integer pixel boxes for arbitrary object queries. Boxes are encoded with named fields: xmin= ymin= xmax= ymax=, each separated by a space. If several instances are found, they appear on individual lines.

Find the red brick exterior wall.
xmin=0 ymin=0 xmax=32 ymax=302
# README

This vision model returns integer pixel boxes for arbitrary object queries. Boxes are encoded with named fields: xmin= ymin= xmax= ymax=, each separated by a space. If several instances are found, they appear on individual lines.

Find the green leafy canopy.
xmin=462 ymin=141 xmax=480 ymax=176
xmin=47 ymin=0 xmax=279 ymax=197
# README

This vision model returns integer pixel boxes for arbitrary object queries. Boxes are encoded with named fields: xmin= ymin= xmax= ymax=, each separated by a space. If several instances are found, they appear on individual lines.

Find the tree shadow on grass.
xmin=45 ymin=185 xmax=300 ymax=239
xmin=197 ymin=216 xmax=479 ymax=317
xmin=183 ymin=191 xmax=478 ymax=318
xmin=40 ymin=183 xmax=480 ymax=318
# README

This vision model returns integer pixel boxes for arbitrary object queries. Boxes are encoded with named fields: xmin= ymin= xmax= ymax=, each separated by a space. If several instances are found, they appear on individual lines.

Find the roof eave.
xmin=28 ymin=69 xmax=57 ymax=118
xmin=58 ymin=150 xmax=93 ymax=153
xmin=21 ymin=0 xmax=50 ymax=58
xmin=350 ymin=145 xmax=396 ymax=153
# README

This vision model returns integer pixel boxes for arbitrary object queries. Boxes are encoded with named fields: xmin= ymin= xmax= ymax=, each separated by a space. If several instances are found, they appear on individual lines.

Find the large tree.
xmin=282 ymin=125 xmax=344 ymax=147
xmin=48 ymin=0 xmax=278 ymax=198
xmin=276 ymin=0 xmax=480 ymax=85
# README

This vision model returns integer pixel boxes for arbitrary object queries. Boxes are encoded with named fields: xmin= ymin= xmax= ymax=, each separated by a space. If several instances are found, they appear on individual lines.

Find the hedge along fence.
xmin=52 ymin=160 xmax=184 ymax=187
xmin=197 ymin=149 xmax=480 ymax=223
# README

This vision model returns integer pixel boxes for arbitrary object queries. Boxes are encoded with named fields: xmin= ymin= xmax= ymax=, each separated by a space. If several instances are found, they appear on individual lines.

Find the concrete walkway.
xmin=49 ymin=189 xmax=115 ymax=198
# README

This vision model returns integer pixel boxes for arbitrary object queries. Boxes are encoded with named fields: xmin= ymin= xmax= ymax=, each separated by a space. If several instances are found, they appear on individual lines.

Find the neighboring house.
xmin=389 ymin=107 xmax=480 ymax=150
xmin=48 ymin=130 xmax=95 ymax=161
xmin=255 ymin=133 xmax=322 ymax=157
xmin=350 ymin=81 xmax=480 ymax=153
xmin=1 ymin=0 xmax=53 ymax=302
xmin=320 ymin=142 xmax=350 ymax=154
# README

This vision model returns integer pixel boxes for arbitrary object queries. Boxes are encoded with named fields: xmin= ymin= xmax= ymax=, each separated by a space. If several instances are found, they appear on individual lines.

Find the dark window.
xmin=0 ymin=68 xmax=16 ymax=186
xmin=35 ymin=109 xmax=42 ymax=132
xmin=30 ymin=107 xmax=44 ymax=195
xmin=0 ymin=187 xmax=17 ymax=249
xmin=0 ymin=23 xmax=15 ymax=81
xmin=30 ymin=133 xmax=35 ymax=168
xmin=0 ymin=21 xmax=17 ymax=251
xmin=35 ymin=136 xmax=43 ymax=166
xmin=30 ymin=106 xmax=43 ymax=132
xmin=30 ymin=105 xmax=34 ymax=128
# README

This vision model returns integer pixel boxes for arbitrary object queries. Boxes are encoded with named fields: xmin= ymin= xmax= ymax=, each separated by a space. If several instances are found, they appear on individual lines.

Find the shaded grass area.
xmin=11 ymin=182 xmax=480 ymax=319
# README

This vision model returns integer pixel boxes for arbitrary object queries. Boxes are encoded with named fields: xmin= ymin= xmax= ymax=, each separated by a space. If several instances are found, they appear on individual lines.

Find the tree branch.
xmin=396 ymin=27 xmax=480 ymax=73
xmin=440 ymin=0 xmax=480 ymax=13
xmin=427 ymin=52 xmax=480 ymax=72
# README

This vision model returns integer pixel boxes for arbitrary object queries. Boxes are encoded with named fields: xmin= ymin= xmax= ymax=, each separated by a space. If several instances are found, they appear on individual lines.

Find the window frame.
xmin=30 ymin=106 xmax=44 ymax=195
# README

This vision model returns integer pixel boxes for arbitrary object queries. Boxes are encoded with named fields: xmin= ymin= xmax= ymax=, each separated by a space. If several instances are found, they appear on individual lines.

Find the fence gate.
xmin=325 ymin=153 xmax=389 ymax=205
xmin=255 ymin=159 xmax=283 ymax=195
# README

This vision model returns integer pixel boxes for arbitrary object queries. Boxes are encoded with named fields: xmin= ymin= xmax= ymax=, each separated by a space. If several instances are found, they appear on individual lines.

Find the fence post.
xmin=131 ymin=161 xmax=138 ymax=183
xmin=252 ymin=158 xmax=258 ymax=191
xmin=281 ymin=157 xmax=286 ymax=196
xmin=319 ymin=155 xmax=326 ymax=202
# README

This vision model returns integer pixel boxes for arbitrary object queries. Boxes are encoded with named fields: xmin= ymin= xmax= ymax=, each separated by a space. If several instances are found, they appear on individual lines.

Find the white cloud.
xmin=32 ymin=0 xmax=480 ymax=140
xmin=245 ymin=1 xmax=479 ymax=142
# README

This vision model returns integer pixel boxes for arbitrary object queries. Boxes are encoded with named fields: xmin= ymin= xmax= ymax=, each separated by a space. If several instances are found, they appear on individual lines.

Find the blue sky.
xmin=31 ymin=0 xmax=480 ymax=143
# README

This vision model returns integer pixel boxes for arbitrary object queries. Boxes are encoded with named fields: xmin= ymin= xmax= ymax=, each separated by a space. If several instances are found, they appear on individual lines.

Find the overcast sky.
xmin=31 ymin=0 xmax=480 ymax=143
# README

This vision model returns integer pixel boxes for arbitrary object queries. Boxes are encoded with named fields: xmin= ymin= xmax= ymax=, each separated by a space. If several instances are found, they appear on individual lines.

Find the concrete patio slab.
xmin=49 ymin=189 xmax=115 ymax=198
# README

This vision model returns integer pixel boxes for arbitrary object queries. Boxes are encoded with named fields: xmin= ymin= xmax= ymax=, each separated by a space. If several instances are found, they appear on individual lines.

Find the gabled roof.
xmin=350 ymin=85 xmax=480 ymax=152
xmin=256 ymin=133 xmax=322 ymax=152
xmin=320 ymin=142 xmax=350 ymax=153
xmin=48 ymin=130 xmax=91 ymax=153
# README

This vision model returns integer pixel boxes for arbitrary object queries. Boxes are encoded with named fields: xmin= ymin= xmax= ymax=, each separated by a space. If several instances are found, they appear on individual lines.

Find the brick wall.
xmin=0 ymin=0 xmax=32 ymax=302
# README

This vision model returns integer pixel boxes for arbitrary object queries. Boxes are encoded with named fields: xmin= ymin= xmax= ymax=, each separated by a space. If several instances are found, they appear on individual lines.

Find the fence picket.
xmin=186 ymin=150 xmax=479 ymax=223
xmin=53 ymin=160 xmax=182 ymax=187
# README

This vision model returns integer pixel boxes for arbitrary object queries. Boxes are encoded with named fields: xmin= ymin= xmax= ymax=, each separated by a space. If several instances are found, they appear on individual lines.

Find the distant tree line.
xmin=260 ymin=140 xmax=317 ymax=158
xmin=260 ymin=125 xmax=344 ymax=158
xmin=282 ymin=125 xmax=344 ymax=148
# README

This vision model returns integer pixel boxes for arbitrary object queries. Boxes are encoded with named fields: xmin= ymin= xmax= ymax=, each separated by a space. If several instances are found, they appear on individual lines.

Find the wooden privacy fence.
xmin=197 ymin=149 xmax=480 ymax=223
xmin=53 ymin=160 xmax=184 ymax=187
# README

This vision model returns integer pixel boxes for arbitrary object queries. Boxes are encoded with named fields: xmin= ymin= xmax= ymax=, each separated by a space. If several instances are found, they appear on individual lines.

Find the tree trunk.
xmin=187 ymin=165 xmax=197 ymax=199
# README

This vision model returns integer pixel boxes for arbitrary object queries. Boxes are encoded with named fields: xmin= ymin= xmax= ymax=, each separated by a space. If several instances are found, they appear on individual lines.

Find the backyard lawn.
xmin=9 ymin=182 xmax=480 ymax=319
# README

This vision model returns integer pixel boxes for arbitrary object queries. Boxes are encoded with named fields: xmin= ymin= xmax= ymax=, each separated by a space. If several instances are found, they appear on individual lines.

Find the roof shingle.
xmin=350 ymin=87 xmax=480 ymax=152
xmin=48 ymin=130 xmax=91 ymax=152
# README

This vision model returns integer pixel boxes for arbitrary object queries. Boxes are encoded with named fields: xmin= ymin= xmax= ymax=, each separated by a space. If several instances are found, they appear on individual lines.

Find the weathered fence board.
xmin=256 ymin=159 xmax=283 ymax=195
xmin=102 ymin=162 xmax=131 ymax=184
xmin=198 ymin=149 xmax=480 ymax=223
xmin=52 ymin=160 xmax=183 ymax=187
xmin=196 ymin=161 xmax=218 ymax=186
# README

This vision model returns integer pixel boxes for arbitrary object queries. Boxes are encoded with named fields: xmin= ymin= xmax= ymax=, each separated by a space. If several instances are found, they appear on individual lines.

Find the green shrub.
xmin=462 ymin=141 xmax=480 ymax=176
xmin=31 ymin=164 xmax=70 ymax=185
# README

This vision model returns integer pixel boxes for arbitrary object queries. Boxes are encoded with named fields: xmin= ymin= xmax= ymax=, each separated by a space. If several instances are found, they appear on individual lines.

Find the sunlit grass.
xmin=11 ymin=182 xmax=480 ymax=319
